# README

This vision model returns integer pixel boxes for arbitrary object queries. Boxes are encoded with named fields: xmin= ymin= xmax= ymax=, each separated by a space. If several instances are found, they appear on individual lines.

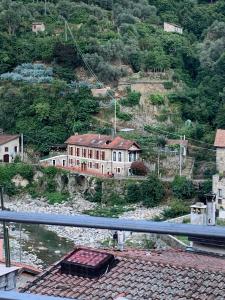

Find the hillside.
xmin=0 ymin=0 xmax=225 ymax=155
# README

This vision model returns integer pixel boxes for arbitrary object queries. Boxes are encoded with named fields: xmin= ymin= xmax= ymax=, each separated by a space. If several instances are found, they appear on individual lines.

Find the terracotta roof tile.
xmin=0 ymin=134 xmax=20 ymax=145
xmin=21 ymin=247 xmax=225 ymax=300
xmin=65 ymin=134 xmax=140 ymax=150
xmin=214 ymin=129 xmax=225 ymax=147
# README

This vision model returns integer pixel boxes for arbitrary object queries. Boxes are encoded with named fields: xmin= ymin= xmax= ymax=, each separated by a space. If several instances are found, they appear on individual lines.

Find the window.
xmin=129 ymin=152 xmax=132 ymax=162
xmin=77 ymin=148 xmax=80 ymax=156
xmin=218 ymin=189 xmax=223 ymax=197
xmin=77 ymin=160 xmax=80 ymax=166
xmin=52 ymin=160 xmax=56 ymax=166
xmin=96 ymin=150 xmax=99 ymax=160
xmin=101 ymin=151 xmax=105 ymax=160
xmin=63 ymin=160 xmax=66 ymax=167
xmin=117 ymin=167 xmax=121 ymax=173
xmin=83 ymin=149 xmax=87 ymax=158
xmin=113 ymin=152 xmax=116 ymax=161
xmin=5 ymin=147 xmax=8 ymax=152
xmin=14 ymin=146 xmax=17 ymax=153
xmin=95 ymin=163 xmax=99 ymax=169
xmin=89 ymin=162 xmax=92 ymax=168
xmin=70 ymin=147 xmax=73 ymax=156
xmin=118 ymin=152 xmax=122 ymax=162
xmin=133 ymin=152 xmax=137 ymax=161
xmin=89 ymin=150 xmax=93 ymax=158
xmin=218 ymin=199 xmax=222 ymax=204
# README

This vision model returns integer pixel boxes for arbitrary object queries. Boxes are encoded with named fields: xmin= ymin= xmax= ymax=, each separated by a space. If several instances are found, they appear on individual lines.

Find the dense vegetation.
xmin=0 ymin=0 xmax=225 ymax=151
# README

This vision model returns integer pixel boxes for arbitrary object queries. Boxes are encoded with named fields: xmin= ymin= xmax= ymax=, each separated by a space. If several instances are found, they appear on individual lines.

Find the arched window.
xmin=118 ymin=152 xmax=122 ymax=162
xmin=113 ymin=151 xmax=116 ymax=161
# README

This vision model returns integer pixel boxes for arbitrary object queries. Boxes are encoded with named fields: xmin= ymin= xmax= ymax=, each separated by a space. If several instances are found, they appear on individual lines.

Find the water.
xmin=13 ymin=224 xmax=74 ymax=268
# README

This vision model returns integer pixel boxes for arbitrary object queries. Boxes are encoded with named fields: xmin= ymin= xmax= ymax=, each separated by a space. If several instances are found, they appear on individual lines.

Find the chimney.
xmin=117 ymin=231 xmax=125 ymax=251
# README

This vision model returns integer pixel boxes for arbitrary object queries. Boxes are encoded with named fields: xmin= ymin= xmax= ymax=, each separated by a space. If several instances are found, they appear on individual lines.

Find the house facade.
xmin=212 ymin=174 xmax=225 ymax=218
xmin=214 ymin=129 xmax=225 ymax=173
xmin=0 ymin=134 xmax=21 ymax=163
xmin=164 ymin=22 xmax=183 ymax=34
xmin=40 ymin=134 xmax=141 ymax=177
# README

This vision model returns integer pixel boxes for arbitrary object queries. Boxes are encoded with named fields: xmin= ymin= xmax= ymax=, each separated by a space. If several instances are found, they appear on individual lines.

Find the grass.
xmin=83 ymin=205 xmax=134 ymax=218
xmin=176 ymin=235 xmax=189 ymax=245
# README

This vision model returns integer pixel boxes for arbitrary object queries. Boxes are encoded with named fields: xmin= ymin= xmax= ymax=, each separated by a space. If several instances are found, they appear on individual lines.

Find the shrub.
xmin=42 ymin=166 xmax=58 ymax=177
xmin=141 ymin=174 xmax=165 ymax=207
xmin=117 ymin=111 xmax=132 ymax=121
xmin=162 ymin=199 xmax=190 ymax=219
xmin=163 ymin=81 xmax=173 ymax=89
xmin=121 ymin=90 xmax=141 ymax=106
xmin=172 ymin=176 xmax=195 ymax=199
xmin=149 ymin=94 xmax=164 ymax=105
xmin=15 ymin=163 xmax=34 ymax=181
xmin=131 ymin=161 xmax=148 ymax=176
xmin=45 ymin=192 xmax=69 ymax=204
xmin=126 ymin=183 xmax=141 ymax=203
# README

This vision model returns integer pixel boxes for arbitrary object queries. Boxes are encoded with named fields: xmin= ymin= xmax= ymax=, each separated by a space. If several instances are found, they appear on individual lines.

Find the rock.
xmin=12 ymin=175 xmax=29 ymax=188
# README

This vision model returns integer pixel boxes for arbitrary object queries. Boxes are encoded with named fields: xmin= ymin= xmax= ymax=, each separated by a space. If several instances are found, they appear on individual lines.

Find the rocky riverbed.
xmin=4 ymin=194 xmax=166 ymax=268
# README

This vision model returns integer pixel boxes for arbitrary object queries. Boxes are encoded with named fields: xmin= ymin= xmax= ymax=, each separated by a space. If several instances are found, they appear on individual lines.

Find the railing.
xmin=0 ymin=291 xmax=75 ymax=300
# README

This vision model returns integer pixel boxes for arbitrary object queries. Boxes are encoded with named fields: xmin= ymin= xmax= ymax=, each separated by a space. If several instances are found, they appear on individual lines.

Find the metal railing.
xmin=0 ymin=291 xmax=75 ymax=300
xmin=0 ymin=211 xmax=224 ymax=238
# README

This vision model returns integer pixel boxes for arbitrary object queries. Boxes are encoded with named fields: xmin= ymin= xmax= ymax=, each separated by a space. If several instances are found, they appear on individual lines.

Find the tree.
xmin=131 ymin=161 xmax=148 ymax=176
xmin=141 ymin=174 xmax=165 ymax=207
xmin=172 ymin=176 xmax=195 ymax=199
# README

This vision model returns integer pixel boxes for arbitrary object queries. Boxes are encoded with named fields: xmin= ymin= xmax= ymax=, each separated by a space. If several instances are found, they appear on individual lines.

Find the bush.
xmin=172 ymin=176 xmax=195 ymax=199
xmin=117 ymin=111 xmax=132 ymax=121
xmin=121 ymin=90 xmax=141 ymax=106
xmin=141 ymin=174 xmax=165 ymax=207
xmin=45 ymin=192 xmax=69 ymax=204
xmin=131 ymin=161 xmax=148 ymax=176
xmin=162 ymin=199 xmax=190 ymax=219
xmin=149 ymin=94 xmax=164 ymax=105
xmin=42 ymin=166 xmax=58 ymax=177
xmin=15 ymin=163 xmax=34 ymax=181
xmin=126 ymin=183 xmax=141 ymax=203
xmin=163 ymin=81 xmax=173 ymax=89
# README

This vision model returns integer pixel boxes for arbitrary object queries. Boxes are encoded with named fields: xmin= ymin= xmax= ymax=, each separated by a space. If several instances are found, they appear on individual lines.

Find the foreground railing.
xmin=0 ymin=211 xmax=224 ymax=238
xmin=0 ymin=291 xmax=75 ymax=300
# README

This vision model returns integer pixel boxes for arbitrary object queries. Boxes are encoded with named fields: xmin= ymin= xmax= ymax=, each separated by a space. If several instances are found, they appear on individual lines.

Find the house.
xmin=32 ymin=22 xmax=45 ymax=33
xmin=214 ymin=129 xmax=225 ymax=173
xmin=0 ymin=134 xmax=22 ymax=163
xmin=164 ymin=138 xmax=188 ymax=156
xmin=164 ymin=22 xmax=183 ymax=34
xmin=212 ymin=174 xmax=225 ymax=218
xmin=91 ymin=87 xmax=111 ymax=97
xmin=40 ymin=134 xmax=141 ymax=177
xmin=21 ymin=246 xmax=225 ymax=299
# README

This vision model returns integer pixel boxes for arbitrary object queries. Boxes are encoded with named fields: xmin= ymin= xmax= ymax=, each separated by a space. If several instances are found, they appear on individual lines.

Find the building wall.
xmin=216 ymin=148 xmax=225 ymax=173
xmin=164 ymin=22 xmax=183 ymax=34
xmin=32 ymin=23 xmax=45 ymax=33
xmin=0 ymin=138 xmax=20 ymax=163
xmin=41 ymin=145 xmax=140 ymax=177
xmin=212 ymin=174 xmax=225 ymax=212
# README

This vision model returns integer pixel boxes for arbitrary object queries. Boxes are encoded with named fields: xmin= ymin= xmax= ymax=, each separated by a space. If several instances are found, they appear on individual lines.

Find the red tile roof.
xmin=21 ymin=247 xmax=225 ymax=299
xmin=65 ymin=134 xmax=140 ymax=151
xmin=0 ymin=134 xmax=20 ymax=145
xmin=214 ymin=129 xmax=225 ymax=147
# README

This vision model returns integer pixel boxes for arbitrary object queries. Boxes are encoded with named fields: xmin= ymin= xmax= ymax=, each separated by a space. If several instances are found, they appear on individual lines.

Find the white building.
xmin=32 ymin=22 xmax=45 ymax=33
xmin=164 ymin=22 xmax=183 ymax=34
xmin=0 ymin=134 xmax=22 ymax=163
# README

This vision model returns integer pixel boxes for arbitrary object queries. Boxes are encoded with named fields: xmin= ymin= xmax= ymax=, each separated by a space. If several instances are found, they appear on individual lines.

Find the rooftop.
xmin=65 ymin=134 xmax=140 ymax=151
xmin=21 ymin=246 xmax=225 ymax=300
xmin=0 ymin=134 xmax=20 ymax=145
xmin=214 ymin=129 xmax=225 ymax=147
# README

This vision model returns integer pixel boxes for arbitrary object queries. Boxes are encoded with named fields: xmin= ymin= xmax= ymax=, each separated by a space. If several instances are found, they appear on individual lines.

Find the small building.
xmin=164 ymin=22 xmax=183 ymax=34
xmin=91 ymin=87 xmax=111 ymax=98
xmin=190 ymin=203 xmax=207 ymax=225
xmin=40 ymin=134 xmax=141 ymax=177
xmin=212 ymin=174 xmax=225 ymax=218
xmin=214 ymin=129 xmax=225 ymax=173
xmin=0 ymin=134 xmax=22 ymax=163
xmin=164 ymin=139 xmax=188 ymax=156
xmin=32 ymin=22 xmax=45 ymax=33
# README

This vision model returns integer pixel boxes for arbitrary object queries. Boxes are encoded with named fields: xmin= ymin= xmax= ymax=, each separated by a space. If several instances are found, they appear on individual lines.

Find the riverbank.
xmin=4 ymin=194 xmax=166 ymax=268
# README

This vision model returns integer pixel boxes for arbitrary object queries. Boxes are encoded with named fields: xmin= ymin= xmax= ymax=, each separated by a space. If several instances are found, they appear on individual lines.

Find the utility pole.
xmin=65 ymin=20 xmax=68 ymax=42
xmin=0 ymin=187 xmax=10 ymax=267
xmin=179 ymin=136 xmax=182 ymax=176
xmin=44 ymin=0 xmax=47 ymax=16
xmin=21 ymin=133 xmax=24 ymax=162
xmin=114 ymin=98 xmax=117 ymax=136
xmin=157 ymin=151 xmax=160 ymax=178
